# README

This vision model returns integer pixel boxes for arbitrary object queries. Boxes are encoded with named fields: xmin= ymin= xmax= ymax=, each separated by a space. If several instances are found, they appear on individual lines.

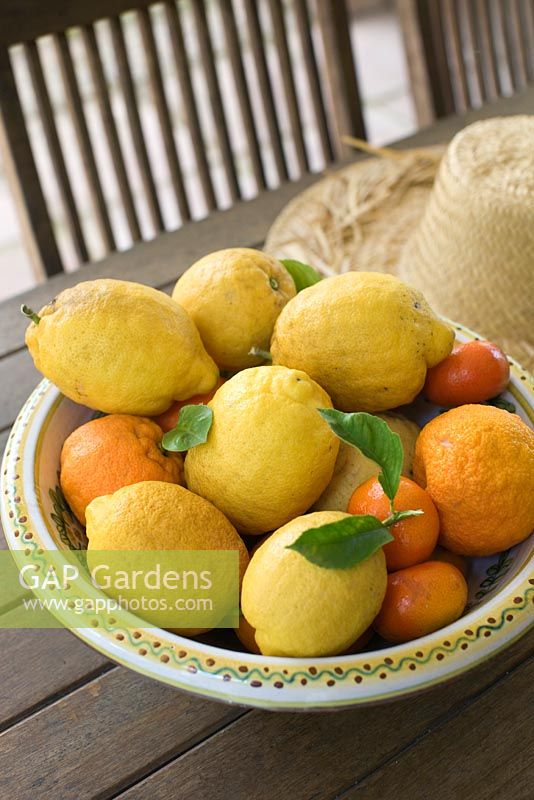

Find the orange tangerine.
xmin=414 ymin=404 xmax=534 ymax=555
xmin=60 ymin=414 xmax=183 ymax=525
xmin=348 ymin=476 xmax=439 ymax=571
xmin=374 ymin=561 xmax=468 ymax=644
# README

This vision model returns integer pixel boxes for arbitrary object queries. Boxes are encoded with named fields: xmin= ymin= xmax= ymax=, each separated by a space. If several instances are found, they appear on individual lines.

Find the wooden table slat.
xmin=112 ymin=630 xmax=534 ymax=800
xmin=339 ymin=656 xmax=534 ymax=800
xmin=0 ymin=666 xmax=246 ymax=800
xmin=0 ymin=348 xmax=41 ymax=433
xmin=0 ymin=611 xmax=111 ymax=731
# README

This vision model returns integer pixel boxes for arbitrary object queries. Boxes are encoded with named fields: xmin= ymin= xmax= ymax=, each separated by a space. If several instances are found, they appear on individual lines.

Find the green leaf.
xmin=161 ymin=404 xmax=213 ymax=452
xmin=287 ymin=514 xmax=393 ymax=569
xmin=318 ymin=409 xmax=404 ymax=502
xmin=280 ymin=259 xmax=322 ymax=292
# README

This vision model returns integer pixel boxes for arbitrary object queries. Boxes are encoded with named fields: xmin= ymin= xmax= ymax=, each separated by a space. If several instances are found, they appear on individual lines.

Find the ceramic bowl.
xmin=1 ymin=323 xmax=533 ymax=710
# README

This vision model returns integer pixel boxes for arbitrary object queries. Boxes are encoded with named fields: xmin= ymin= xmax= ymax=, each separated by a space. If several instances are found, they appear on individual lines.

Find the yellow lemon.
xmin=86 ymin=480 xmax=248 ymax=571
xmin=25 ymin=279 xmax=218 ymax=415
xmin=184 ymin=366 xmax=339 ymax=535
xmin=314 ymin=413 xmax=419 ymax=512
xmin=271 ymin=272 xmax=454 ymax=412
xmin=86 ymin=481 xmax=249 ymax=634
xmin=172 ymin=248 xmax=296 ymax=370
xmin=241 ymin=511 xmax=387 ymax=657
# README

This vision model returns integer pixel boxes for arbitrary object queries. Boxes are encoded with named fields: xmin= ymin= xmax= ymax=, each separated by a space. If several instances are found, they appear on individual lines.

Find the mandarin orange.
xmin=236 ymin=614 xmax=261 ymax=654
xmin=374 ymin=561 xmax=468 ymax=644
xmin=60 ymin=414 xmax=184 ymax=524
xmin=348 ymin=476 xmax=439 ymax=571
xmin=424 ymin=340 xmax=510 ymax=407
xmin=414 ymin=404 xmax=534 ymax=556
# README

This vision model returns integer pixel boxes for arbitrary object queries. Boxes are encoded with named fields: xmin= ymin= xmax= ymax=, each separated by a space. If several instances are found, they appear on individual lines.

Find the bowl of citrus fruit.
xmin=2 ymin=249 xmax=533 ymax=710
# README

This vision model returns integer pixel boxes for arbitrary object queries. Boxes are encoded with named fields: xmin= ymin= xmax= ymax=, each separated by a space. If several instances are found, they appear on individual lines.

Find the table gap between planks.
xmin=0 ymin=88 xmax=533 ymax=800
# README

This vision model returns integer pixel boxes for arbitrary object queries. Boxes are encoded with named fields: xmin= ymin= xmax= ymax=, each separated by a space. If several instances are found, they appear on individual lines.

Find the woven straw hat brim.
xmin=265 ymin=146 xmax=444 ymax=277
xmin=398 ymin=116 xmax=534 ymax=371
xmin=265 ymin=134 xmax=533 ymax=371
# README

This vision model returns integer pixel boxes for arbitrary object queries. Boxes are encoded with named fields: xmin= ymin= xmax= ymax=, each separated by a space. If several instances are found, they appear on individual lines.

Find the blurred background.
xmin=0 ymin=0 xmax=531 ymax=300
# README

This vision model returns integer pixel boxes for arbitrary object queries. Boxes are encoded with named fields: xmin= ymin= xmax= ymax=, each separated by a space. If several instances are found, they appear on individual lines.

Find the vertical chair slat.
xmin=502 ymin=0 xmax=529 ymax=89
xmin=410 ymin=0 xmax=455 ymax=117
xmin=462 ymin=0 xmax=487 ymax=104
xmin=53 ymin=31 xmax=116 ymax=253
xmin=395 ymin=0 xmax=436 ymax=126
xmin=488 ymin=0 xmax=514 ymax=95
xmin=473 ymin=0 xmax=500 ymax=100
xmin=293 ymin=0 xmax=334 ymax=165
xmin=400 ymin=0 xmax=533 ymax=119
xmin=440 ymin=0 xmax=469 ymax=111
xmin=163 ymin=1 xmax=217 ymax=212
xmin=242 ymin=0 xmax=288 ymax=183
xmin=2 ymin=0 xmax=396 ymax=276
xmin=314 ymin=0 xmax=366 ymax=154
xmin=108 ymin=15 xmax=164 ymax=232
xmin=492 ymin=0 xmax=516 ymax=91
xmin=23 ymin=41 xmax=89 ymax=264
xmin=0 ymin=45 xmax=63 ymax=276
xmin=136 ymin=7 xmax=191 ymax=223
xmin=219 ymin=0 xmax=266 ymax=192
xmin=425 ymin=0 xmax=455 ymax=114
xmin=518 ymin=0 xmax=534 ymax=81
xmin=190 ymin=0 xmax=241 ymax=203
xmin=267 ymin=0 xmax=308 ymax=174
xmin=81 ymin=24 xmax=142 ymax=242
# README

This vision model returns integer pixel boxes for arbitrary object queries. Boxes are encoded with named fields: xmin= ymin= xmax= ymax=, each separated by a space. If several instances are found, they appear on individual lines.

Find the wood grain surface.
xmin=0 ymin=665 xmax=246 ymax=799
xmin=114 ymin=632 xmax=534 ymax=800
xmin=340 ymin=657 xmax=534 ymax=800
xmin=0 ymin=613 xmax=111 ymax=731
xmin=0 ymin=90 xmax=532 ymax=800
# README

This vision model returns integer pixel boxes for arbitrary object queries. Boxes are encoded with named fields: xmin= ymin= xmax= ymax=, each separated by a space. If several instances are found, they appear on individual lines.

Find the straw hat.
xmin=265 ymin=117 xmax=534 ymax=370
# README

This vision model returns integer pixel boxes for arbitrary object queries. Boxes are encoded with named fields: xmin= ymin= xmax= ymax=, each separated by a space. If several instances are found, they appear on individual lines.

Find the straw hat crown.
xmin=398 ymin=115 xmax=534 ymax=368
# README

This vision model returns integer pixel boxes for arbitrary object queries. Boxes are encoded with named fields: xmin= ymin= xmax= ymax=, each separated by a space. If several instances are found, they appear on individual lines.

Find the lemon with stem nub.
xmin=24 ymin=279 xmax=219 ymax=415
xmin=271 ymin=272 xmax=454 ymax=412
xmin=172 ymin=248 xmax=296 ymax=370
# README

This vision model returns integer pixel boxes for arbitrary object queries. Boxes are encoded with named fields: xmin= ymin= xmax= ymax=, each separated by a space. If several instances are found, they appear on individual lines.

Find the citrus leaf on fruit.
xmin=280 ymin=259 xmax=322 ymax=292
xmin=287 ymin=514 xmax=393 ymax=569
xmin=318 ymin=409 xmax=404 ymax=502
xmin=161 ymin=404 xmax=213 ymax=452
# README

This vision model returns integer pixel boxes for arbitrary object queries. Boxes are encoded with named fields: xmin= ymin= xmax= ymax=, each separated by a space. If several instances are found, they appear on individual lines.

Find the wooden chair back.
xmin=398 ymin=0 xmax=534 ymax=125
xmin=0 ymin=0 xmax=365 ymax=277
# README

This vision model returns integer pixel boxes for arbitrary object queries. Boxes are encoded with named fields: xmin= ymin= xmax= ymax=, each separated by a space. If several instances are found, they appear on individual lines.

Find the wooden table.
xmin=1 ymin=89 xmax=533 ymax=800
